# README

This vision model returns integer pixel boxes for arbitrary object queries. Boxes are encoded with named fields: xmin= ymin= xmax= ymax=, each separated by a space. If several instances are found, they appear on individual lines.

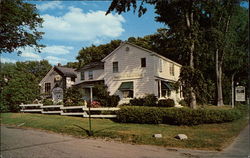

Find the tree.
xmin=127 ymin=28 xmax=184 ymax=65
xmin=0 ymin=0 xmax=44 ymax=54
xmin=65 ymin=62 xmax=80 ymax=69
xmin=77 ymin=40 xmax=121 ymax=66
xmin=0 ymin=63 xmax=40 ymax=112
xmin=15 ymin=60 xmax=52 ymax=81
xmin=0 ymin=61 xmax=51 ymax=112
xmin=202 ymin=0 xmax=246 ymax=106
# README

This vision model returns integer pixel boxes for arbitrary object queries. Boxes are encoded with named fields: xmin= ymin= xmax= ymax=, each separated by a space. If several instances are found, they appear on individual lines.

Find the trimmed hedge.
xmin=116 ymin=106 xmax=242 ymax=125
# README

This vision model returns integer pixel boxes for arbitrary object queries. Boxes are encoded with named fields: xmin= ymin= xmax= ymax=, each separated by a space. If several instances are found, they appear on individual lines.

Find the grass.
xmin=0 ymin=113 xmax=248 ymax=151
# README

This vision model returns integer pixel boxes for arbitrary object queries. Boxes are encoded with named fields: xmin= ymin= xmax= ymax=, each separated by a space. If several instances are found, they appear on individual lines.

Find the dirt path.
xmin=1 ymin=125 xmax=249 ymax=158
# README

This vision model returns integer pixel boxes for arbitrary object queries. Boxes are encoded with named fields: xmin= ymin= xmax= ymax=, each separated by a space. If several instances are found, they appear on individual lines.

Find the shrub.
xmin=235 ymin=103 xmax=248 ymax=116
xmin=93 ymin=84 xmax=120 ymax=107
xmin=116 ymin=106 xmax=242 ymax=125
xmin=107 ymin=95 xmax=120 ymax=107
xmin=179 ymin=99 xmax=188 ymax=107
xmin=158 ymin=99 xmax=175 ymax=107
xmin=129 ymin=98 xmax=144 ymax=106
xmin=89 ymin=101 xmax=101 ymax=108
xmin=56 ymin=101 xmax=63 ymax=105
xmin=129 ymin=94 xmax=157 ymax=107
xmin=116 ymin=106 xmax=164 ymax=124
xmin=144 ymin=94 xmax=157 ymax=106
xmin=42 ymin=99 xmax=53 ymax=105
xmin=63 ymin=87 xmax=82 ymax=106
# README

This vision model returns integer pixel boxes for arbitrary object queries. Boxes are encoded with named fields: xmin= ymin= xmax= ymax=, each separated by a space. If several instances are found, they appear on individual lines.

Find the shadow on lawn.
xmin=73 ymin=124 xmax=117 ymax=136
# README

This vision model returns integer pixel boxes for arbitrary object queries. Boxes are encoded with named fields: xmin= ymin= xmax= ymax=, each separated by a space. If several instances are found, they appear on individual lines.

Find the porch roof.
xmin=73 ymin=79 xmax=104 ymax=86
xmin=162 ymin=81 xmax=173 ymax=90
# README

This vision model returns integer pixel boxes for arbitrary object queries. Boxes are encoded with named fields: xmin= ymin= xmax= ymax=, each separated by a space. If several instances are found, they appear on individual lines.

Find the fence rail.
xmin=20 ymin=104 xmax=119 ymax=118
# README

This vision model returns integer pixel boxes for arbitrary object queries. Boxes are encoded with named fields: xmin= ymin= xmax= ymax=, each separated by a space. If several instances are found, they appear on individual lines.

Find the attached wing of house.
xmin=39 ymin=66 xmax=77 ymax=99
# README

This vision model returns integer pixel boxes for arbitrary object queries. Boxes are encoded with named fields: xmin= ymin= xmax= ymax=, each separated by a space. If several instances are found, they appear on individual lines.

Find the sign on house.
xmin=52 ymin=87 xmax=63 ymax=102
xmin=114 ymin=72 xmax=143 ymax=80
xmin=235 ymin=86 xmax=245 ymax=102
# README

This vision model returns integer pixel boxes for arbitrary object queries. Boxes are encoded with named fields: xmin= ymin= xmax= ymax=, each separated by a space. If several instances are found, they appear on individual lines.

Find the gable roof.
xmin=77 ymin=62 xmax=104 ymax=71
xmin=39 ymin=66 xmax=77 ymax=85
xmin=101 ymin=42 xmax=182 ymax=67
xmin=54 ymin=66 xmax=77 ymax=77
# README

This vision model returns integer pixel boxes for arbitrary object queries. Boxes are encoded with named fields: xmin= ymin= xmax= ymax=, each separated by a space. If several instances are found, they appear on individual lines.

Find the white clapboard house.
xmin=39 ymin=66 xmax=77 ymax=102
xmin=74 ymin=42 xmax=183 ymax=105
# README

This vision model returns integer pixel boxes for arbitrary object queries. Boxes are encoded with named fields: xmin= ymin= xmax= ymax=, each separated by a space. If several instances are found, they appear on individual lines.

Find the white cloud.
xmin=0 ymin=57 xmax=16 ymax=63
xmin=37 ymin=1 xmax=64 ymax=11
xmin=45 ymin=56 xmax=67 ymax=65
xmin=41 ymin=45 xmax=74 ymax=55
xmin=41 ymin=7 xmax=125 ymax=42
xmin=19 ymin=48 xmax=41 ymax=60
xmin=21 ymin=52 xmax=41 ymax=59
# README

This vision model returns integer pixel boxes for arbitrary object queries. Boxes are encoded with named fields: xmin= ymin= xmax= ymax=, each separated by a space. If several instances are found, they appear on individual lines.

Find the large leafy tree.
xmin=15 ymin=60 xmax=52 ymax=81
xmin=202 ymin=0 xmax=247 ymax=106
xmin=0 ymin=0 xmax=44 ymax=54
xmin=0 ymin=61 xmax=52 ymax=112
xmin=127 ymin=28 xmax=183 ymax=64
xmin=77 ymin=40 xmax=121 ymax=66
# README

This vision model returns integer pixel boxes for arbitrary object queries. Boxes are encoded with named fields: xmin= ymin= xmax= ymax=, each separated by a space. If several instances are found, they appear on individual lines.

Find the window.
xmin=118 ymin=82 xmax=134 ymax=98
xmin=71 ymin=77 xmax=75 ymax=82
xmin=161 ymin=89 xmax=171 ymax=97
xmin=141 ymin=58 xmax=146 ymax=67
xmin=170 ymin=63 xmax=174 ymax=76
xmin=122 ymin=90 xmax=134 ymax=98
xmin=159 ymin=59 xmax=163 ymax=72
xmin=88 ymin=71 xmax=93 ymax=80
xmin=113 ymin=62 xmax=118 ymax=73
xmin=45 ymin=83 xmax=51 ymax=93
xmin=80 ymin=72 xmax=85 ymax=80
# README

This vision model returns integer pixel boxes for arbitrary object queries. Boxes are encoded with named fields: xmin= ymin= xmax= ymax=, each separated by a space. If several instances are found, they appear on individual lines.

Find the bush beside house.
xmin=129 ymin=94 xmax=175 ymax=107
xmin=63 ymin=87 xmax=84 ymax=106
xmin=116 ymin=106 xmax=242 ymax=125
xmin=93 ymin=84 xmax=120 ymax=107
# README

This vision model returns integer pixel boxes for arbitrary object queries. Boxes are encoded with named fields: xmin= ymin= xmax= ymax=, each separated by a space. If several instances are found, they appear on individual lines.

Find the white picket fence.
xmin=19 ymin=103 xmax=120 ymax=118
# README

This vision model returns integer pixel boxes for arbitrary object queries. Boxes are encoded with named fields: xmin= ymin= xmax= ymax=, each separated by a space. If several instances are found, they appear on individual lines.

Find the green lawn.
xmin=0 ymin=113 xmax=248 ymax=150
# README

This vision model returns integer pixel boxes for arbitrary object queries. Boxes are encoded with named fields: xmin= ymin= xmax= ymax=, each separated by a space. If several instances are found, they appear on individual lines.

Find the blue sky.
xmin=1 ymin=1 xmax=248 ymax=65
xmin=1 ymin=1 xmax=165 ymax=65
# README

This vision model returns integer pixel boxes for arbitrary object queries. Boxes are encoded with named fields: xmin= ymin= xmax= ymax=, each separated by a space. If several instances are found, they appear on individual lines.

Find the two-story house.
xmin=39 ymin=65 xmax=77 ymax=102
xmin=74 ymin=42 xmax=183 ymax=105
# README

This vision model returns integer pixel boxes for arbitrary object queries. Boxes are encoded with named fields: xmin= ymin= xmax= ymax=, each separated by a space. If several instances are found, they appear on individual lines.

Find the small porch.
xmin=73 ymin=80 xmax=104 ymax=103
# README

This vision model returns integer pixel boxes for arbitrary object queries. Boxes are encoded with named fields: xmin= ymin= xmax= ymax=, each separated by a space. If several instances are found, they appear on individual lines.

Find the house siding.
xmin=153 ymin=56 xmax=182 ymax=104
xmin=154 ymin=56 xmax=181 ymax=82
xmin=40 ymin=67 xmax=76 ymax=96
xmin=75 ymin=69 xmax=104 ymax=84
xmin=40 ymin=70 xmax=64 ymax=94
xmin=103 ymin=44 xmax=158 ymax=104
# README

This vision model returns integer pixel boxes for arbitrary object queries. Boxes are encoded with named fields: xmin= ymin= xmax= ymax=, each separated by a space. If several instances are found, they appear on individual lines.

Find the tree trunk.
xmin=215 ymin=15 xmax=231 ymax=106
xmin=186 ymin=10 xmax=197 ymax=109
xmin=216 ymin=49 xmax=224 ymax=106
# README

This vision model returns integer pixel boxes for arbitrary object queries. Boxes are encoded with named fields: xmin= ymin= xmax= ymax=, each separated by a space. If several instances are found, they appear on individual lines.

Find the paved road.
xmin=0 ymin=125 xmax=249 ymax=158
